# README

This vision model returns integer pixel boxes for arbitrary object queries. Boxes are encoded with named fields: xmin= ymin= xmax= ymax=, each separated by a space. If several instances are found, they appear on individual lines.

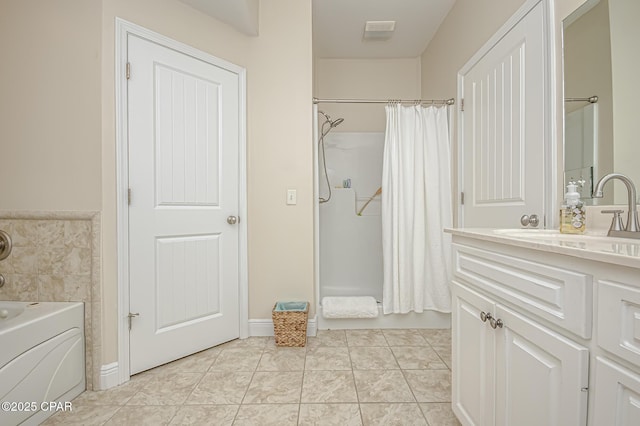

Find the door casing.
xmin=114 ymin=18 xmax=248 ymax=386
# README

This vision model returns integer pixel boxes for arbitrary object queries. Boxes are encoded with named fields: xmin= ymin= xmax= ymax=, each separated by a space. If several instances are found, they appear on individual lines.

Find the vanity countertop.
xmin=445 ymin=228 xmax=640 ymax=269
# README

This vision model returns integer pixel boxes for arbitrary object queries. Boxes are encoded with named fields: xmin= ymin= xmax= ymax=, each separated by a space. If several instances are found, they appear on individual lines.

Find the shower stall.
xmin=313 ymin=102 xmax=452 ymax=329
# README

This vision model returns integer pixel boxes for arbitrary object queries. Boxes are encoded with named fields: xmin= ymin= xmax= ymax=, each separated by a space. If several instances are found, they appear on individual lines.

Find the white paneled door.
xmin=127 ymin=35 xmax=240 ymax=374
xmin=459 ymin=0 xmax=547 ymax=227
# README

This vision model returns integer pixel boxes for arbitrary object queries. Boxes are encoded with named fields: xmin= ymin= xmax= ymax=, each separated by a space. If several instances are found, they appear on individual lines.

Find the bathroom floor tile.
xmin=298 ymin=403 xmax=362 ymax=425
xmin=243 ymin=371 xmax=303 ymax=404
xmin=41 ymin=405 xmax=121 ymax=425
xmin=185 ymin=371 xmax=253 ymax=405
xmin=403 ymin=370 xmax=452 ymax=402
xmin=353 ymin=370 xmax=415 ymax=403
xmin=301 ymin=370 xmax=358 ymax=403
xmin=60 ymin=328 xmax=456 ymax=425
xmin=421 ymin=329 xmax=451 ymax=348
xmin=210 ymin=347 xmax=263 ymax=372
xmin=126 ymin=372 xmax=203 ymax=405
xmin=305 ymin=329 xmax=348 ymax=347
xmin=305 ymin=346 xmax=352 ymax=370
xmin=169 ymin=404 xmax=238 ymax=425
xmin=151 ymin=346 xmax=221 ymax=375
xmin=103 ymin=405 xmax=178 ymax=425
xmin=257 ymin=346 xmax=306 ymax=371
xmin=391 ymin=346 xmax=448 ymax=370
xmin=71 ymin=379 xmax=144 ymax=406
xmin=233 ymin=404 xmax=299 ymax=426
xmin=359 ymin=403 xmax=428 ymax=426
xmin=383 ymin=329 xmax=428 ymax=346
xmin=346 ymin=329 xmax=388 ymax=347
xmin=350 ymin=346 xmax=399 ymax=370
xmin=420 ymin=402 xmax=462 ymax=425
xmin=218 ymin=336 xmax=269 ymax=349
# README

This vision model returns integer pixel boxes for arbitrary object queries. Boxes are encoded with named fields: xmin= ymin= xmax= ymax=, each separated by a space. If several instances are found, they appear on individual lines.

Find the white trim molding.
xmin=99 ymin=362 xmax=120 ymax=390
xmin=115 ymin=18 xmax=248 ymax=386
xmin=249 ymin=316 xmax=318 ymax=337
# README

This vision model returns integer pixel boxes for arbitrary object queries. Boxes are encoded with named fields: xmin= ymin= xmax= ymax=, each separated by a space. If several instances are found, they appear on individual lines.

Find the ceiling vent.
xmin=363 ymin=20 xmax=396 ymax=40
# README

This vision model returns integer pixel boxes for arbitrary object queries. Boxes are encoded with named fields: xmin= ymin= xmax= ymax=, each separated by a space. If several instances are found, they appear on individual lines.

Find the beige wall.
xmin=609 ymin=0 xmax=640 ymax=204
xmin=420 ymin=0 xmax=587 ymax=222
xmin=0 ymin=0 xmax=102 ymax=211
xmin=314 ymin=58 xmax=422 ymax=132
xmin=101 ymin=0 xmax=314 ymax=363
xmin=2 ymin=0 xmax=313 ymax=367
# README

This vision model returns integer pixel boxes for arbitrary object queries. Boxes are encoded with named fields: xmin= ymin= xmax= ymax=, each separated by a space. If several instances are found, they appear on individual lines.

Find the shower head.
xmin=318 ymin=110 xmax=344 ymax=128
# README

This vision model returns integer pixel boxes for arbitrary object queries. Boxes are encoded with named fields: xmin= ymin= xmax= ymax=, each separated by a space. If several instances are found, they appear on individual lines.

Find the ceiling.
xmin=179 ymin=0 xmax=456 ymax=59
xmin=180 ymin=0 xmax=259 ymax=36
xmin=312 ymin=0 xmax=456 ymax=59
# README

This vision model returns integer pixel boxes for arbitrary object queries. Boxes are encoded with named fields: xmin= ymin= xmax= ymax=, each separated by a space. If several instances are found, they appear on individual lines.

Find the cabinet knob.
xmin=480 ymin=311 xmax=492 ymax=322
xmin=490 ymin=317 xmax=504 ymax=329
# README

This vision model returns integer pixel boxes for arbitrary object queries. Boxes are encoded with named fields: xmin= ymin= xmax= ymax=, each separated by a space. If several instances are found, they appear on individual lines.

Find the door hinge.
xmin=461 ymin=192 xmax=465 ymax=205
xmin=461 ymin=98 xmax=465 ymax=112
xmin=126 ymin=62 xmax=131 ymax=80
xmin=128 ymin=188 xmax=132 ymax=205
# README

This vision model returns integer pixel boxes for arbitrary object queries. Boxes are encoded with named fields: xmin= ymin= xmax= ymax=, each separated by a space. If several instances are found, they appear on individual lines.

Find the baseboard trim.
xmin=99 ymin=362 xmax=120 ymax=390
xmin=249 ymin=315 xmax=317 ymax=337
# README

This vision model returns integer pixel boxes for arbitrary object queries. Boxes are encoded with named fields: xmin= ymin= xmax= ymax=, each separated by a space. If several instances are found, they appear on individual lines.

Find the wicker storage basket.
xmin=272 ymin=302 xmax=309 ymax=347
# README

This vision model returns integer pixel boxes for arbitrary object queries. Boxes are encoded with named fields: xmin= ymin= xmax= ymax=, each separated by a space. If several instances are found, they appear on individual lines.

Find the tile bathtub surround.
xmin=0 ymin=212 xmax=101 ymax=390
xmin=43 ymin=328 xmax=461 ymax=426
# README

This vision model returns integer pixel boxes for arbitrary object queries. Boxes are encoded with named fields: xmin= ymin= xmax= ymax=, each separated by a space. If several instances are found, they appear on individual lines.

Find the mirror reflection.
xmin=563 ymin=0 xmax=640 ymax=205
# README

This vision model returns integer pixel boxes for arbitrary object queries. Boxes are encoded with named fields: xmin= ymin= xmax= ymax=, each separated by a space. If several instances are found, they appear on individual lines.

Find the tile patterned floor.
xmin=43 ymin=329 xmax=460 ymax=425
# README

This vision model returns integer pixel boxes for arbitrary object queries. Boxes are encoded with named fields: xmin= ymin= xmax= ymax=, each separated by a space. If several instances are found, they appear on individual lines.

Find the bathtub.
xmin=0 ymin=301 xmax=85 ymax=426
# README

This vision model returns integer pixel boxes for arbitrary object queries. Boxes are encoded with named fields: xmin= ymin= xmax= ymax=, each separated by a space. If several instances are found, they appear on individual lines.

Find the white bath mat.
xmin=321 ymin=296 xmax=379 ymax=319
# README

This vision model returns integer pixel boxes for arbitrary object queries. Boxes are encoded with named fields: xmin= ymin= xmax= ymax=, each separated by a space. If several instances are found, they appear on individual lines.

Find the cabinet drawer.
xmin=453 ymin=243 xmax=592 ymax=338
xmin=598 ymin=280 xmax=640 ymax=366
xmin=593 ymin=357 xmax=640 ymax=426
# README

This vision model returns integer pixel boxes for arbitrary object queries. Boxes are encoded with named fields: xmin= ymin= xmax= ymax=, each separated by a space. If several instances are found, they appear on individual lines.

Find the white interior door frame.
xmin=115 ymin=18 xmax=248 ymax=386
xmin=456 ymin=0 xmax=558 ymax=228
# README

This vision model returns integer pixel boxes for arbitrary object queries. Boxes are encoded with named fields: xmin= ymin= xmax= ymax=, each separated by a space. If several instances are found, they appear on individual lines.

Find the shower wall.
xmin=319 ymin=132 xmax=384 ymax=301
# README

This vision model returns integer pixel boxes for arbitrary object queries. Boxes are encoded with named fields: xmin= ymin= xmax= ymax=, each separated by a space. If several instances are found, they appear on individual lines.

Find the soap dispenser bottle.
xmin=560 ymin=181 xmax=586 ymax=234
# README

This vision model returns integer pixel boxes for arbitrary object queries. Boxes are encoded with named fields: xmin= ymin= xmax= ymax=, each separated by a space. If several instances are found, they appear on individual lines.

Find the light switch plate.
xmin=287 ymin=189 xmax=297 ymax=205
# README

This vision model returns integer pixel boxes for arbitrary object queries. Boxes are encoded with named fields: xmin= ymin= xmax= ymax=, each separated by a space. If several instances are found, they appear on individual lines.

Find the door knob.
xmin=520 ymin=214 xmax=539 ymax=228
xmin=227 ymin=216 xmax=238 ymax=225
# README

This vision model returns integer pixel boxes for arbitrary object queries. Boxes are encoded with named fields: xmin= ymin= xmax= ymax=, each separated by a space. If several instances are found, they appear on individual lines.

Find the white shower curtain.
xmin=382 ymin=104 xmax=453 ymax=314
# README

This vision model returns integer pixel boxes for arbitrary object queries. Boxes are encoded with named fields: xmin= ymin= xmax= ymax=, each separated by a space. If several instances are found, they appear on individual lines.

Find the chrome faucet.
xmin=593 ymin=173 xmax=640 ymax=239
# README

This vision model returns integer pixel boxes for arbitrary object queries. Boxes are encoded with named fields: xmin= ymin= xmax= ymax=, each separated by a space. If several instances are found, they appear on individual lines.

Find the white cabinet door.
xmin=452 ymin=281 xmax=496 ymax=426
xmin=494 ymin=304 xmax=589 ymax=426
xmin=459 ymin=0 xmax=548 ymax=227
xmin=593 ymin=356 xmax=640 ymax=426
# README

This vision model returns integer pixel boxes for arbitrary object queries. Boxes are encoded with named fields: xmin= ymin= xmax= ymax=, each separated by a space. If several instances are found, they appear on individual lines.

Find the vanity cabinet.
xmin=449 ymin=230 xmax=640 ymax=426
xmin=452 ymin=281 xmax=588 ymax=426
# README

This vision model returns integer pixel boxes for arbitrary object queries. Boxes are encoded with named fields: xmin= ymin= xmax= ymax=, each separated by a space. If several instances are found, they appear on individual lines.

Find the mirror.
xmin=563 ymin=0 xmax=640 ymax=205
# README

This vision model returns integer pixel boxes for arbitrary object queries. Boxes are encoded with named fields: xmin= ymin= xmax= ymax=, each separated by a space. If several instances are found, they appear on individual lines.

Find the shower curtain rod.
xmin=313 ymin=97 xmax=455 ymax=106
xmin=565 ymin=95 xmax=598 ymax=103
